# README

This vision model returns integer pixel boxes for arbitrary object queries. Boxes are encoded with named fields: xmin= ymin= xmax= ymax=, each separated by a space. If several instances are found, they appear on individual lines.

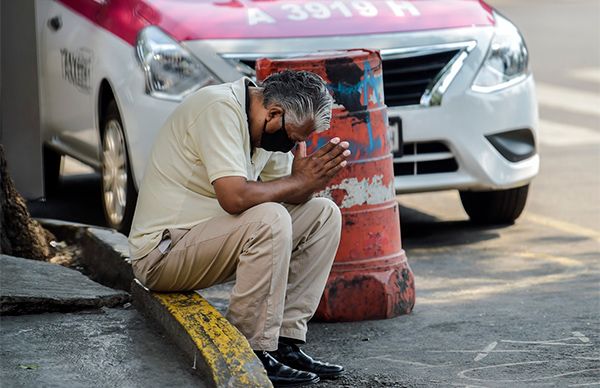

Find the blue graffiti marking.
xmin=326 ymin=58 xmax=384 ymax=153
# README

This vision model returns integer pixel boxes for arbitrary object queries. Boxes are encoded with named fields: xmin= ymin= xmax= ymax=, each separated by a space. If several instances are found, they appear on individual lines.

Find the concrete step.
xmin=0 ymin=254 xmax=129 ymax=315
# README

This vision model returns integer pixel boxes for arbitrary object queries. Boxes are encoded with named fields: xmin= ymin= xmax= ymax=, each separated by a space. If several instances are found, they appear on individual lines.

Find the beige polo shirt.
xmin=128 ymin=77 xmax=292 ymax=260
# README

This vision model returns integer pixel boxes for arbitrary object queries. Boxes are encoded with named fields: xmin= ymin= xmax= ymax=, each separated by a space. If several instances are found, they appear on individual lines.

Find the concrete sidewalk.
xmin=0 ymin=254 xmax=128 ymax=314
xmin=0 ymin=254 xmax=207 ymax=387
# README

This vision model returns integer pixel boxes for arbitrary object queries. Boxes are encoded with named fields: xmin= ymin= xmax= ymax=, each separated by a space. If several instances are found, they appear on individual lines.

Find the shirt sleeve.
xmin=188 ymin=100 xmax=249 ymax=183
xmin=260 ymin=152 xmax=293 ymax=182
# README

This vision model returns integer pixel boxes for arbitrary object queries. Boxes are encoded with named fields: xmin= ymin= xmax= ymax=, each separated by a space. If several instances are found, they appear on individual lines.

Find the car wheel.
xmin=101 ymin=100 xmax=137 ymax=234
xmin=459 ymin=184 xmax=530 ymax=225
xmin=43 ymin=145 xmax=62 ymax=197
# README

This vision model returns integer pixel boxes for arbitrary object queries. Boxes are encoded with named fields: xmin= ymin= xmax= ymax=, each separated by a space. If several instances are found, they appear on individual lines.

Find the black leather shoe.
xmin=273 ymin=343 xmax=345 ymax=379
xmin=254 ymin=350 xmax=320 ymax=387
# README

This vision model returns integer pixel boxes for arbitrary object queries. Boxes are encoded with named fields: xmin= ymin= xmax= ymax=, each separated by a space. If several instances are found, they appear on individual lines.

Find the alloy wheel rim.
xmin=102 ymin=120 xmax=128 ymax=226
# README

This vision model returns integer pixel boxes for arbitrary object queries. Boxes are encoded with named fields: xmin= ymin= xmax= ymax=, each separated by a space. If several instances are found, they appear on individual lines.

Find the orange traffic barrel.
xmin=256 ymin=50 xmax=415 ymax=321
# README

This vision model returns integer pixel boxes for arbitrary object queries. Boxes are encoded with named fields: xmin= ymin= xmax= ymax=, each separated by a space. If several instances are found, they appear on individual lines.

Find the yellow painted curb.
xmin=132 ymin=281 xmax=272 ymax=388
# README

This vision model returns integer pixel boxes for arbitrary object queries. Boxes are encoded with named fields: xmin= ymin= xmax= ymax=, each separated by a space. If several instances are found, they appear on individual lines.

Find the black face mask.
xmin=259 ymin=114 xmax=295 ymax=153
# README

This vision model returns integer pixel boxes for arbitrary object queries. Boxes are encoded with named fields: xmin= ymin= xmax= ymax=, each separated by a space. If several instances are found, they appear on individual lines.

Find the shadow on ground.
xmin=399 ymin=205 xmax=506 ymax=249
xmin=28 ymin=173 xmax=105 ymax=227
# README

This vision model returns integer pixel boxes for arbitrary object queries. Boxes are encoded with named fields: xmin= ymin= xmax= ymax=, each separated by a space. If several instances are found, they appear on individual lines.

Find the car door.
xmin=36 ymin=0 xmax=101 ymax=166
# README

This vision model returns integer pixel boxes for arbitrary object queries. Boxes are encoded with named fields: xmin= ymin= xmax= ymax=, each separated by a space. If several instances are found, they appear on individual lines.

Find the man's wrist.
xmin=280 ymin=174 xmax=312 ymax=203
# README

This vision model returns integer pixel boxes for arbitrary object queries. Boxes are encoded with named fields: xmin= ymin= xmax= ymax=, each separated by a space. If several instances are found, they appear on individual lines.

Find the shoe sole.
xmin=273 ymin=376 xmax=320 ymax=387
xmin=317 ymin=370 xmax=345 ymax=380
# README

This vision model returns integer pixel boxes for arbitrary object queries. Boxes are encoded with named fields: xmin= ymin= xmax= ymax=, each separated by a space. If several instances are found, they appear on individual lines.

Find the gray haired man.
xmin=129 ymin=70 xmax=349 ymax=386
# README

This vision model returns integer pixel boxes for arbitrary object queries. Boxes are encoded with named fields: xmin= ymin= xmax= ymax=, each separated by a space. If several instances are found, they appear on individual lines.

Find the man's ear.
xmin=266 ymin=105 xmax=284 ymax=122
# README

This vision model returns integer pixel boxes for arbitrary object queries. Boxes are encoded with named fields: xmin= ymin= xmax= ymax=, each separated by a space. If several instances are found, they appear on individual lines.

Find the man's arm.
xmin=213 ymin=139 xmax=350 ymax=214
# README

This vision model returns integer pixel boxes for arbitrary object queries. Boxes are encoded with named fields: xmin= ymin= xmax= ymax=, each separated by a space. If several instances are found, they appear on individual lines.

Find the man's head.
xmin=252 ymin=70 xmax=333 ymax=152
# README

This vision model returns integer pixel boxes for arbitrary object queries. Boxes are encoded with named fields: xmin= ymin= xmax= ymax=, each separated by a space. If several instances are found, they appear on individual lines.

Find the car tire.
xmin=43 ymin=145 xmax=62 ymax=197
xmin=101 ymin=100 xmax=137 ymax=234
xmin=459 ymin=184 xmax=530 ymax=225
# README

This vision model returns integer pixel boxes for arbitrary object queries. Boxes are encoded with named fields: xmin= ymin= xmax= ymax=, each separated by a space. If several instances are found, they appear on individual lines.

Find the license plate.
xmin=388 ymin=116 xmax=403 ymax=156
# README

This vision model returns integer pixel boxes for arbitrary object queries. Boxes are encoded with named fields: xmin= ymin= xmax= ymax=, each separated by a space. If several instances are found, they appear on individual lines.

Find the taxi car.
xmin=36 ymin=0 xmax=539 ymax=232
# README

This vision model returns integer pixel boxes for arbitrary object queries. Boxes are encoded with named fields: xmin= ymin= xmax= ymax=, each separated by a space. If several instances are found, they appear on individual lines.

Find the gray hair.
xmin=261 ymin=70 xmax=333 ymax=133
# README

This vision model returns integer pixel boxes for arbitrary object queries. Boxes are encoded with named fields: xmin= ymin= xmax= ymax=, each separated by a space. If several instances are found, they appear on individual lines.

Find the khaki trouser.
xmin=132 ymin=198 xmax=341 ymax=351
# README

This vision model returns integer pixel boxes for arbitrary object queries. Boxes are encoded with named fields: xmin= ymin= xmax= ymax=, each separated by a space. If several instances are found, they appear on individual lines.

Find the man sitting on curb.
xmin=128 ymin=70 xmax=349 ymax=387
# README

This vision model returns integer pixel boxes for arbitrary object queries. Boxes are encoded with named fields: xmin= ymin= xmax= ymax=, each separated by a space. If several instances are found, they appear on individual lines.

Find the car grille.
xmin=382 ymin=49 xmax=460 ymax=107
xmin=230 ymin=47 xmax=461 ymax=107
xmin=239 ymin=59 xmax=257 ymax=69
xmin=393 ymin=142 xmax=458 ymax=176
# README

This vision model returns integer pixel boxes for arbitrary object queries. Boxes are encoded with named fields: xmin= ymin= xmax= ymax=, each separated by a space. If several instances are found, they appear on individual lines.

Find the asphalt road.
xmin=24 ymin=0 xmax=600 ymax=387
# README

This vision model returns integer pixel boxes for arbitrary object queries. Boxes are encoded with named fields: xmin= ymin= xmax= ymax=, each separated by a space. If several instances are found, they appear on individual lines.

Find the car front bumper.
xmin=390 ymin=74 xmax=539 ymax=193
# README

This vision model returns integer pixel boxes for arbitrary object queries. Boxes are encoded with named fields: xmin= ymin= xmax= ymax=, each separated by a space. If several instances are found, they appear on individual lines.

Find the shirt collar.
xmin=231 ymin=77 xmax=257 ymax=117
xmin=231 ymin=76 xmax=258 ymax=155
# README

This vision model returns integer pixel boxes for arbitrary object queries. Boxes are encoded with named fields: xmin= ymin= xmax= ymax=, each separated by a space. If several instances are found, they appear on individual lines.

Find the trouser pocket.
xmin=132 ymin=248 xmax=166 ymax=289
xmin=132 ymin=228 xmax=189 ymax=290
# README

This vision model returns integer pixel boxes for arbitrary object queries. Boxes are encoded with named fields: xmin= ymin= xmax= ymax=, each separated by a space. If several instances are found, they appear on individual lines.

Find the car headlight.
xmin=136 ymin=26 xmax=217 ymax=101
xmin=472 ymin=12 xmax=529 ymax=93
